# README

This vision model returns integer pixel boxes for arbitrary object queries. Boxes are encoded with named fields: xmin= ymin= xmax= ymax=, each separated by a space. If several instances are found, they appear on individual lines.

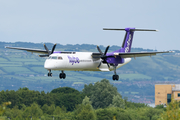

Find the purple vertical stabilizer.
xmin=103 ymin=27 xmax=135 ymax=53
xmin=122 ymin=28 xmax=135 ymax=53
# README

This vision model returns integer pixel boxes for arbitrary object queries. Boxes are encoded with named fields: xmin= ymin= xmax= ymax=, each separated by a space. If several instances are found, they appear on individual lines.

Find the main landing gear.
xmin=112 ymin=65 xmax=119 ymax=81
xmin=59 ymin=71 xmax=66 ymax=79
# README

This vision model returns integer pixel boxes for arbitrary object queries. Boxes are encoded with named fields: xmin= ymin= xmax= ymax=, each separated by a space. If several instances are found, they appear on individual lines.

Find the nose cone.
xmin=44 ymin=59 xmax=53 ymax=69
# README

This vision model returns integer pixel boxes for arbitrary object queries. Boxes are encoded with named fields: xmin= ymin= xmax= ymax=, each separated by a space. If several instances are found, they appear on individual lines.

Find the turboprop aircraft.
xmin=5 ymin=28 xmax=173 ymax=80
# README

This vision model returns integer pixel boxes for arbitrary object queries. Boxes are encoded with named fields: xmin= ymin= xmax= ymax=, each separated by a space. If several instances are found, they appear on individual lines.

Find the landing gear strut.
xmin=47 ymin=70 xmax=52 ymax=77
xmin=112 ymin=65 xmax=119 ymax=81
xmin=59 ymin=71 xmax=66 ymax=79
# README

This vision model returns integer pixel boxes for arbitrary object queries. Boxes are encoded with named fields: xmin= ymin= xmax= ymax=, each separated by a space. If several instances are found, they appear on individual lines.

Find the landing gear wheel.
xmin=48 ymin=73 xmax=52 ymax=77
xmin=59 ymin=73 xmax=63 ymax=79
xmin=116 ymin=75 xmax=119 ymax=81
xmin=62 ymin=73 xmax=66 ymax=79
xmin=59 ymin=73 xmax=66 ymax=79
xmin=112 ymin=75 xmax=119 ymax=81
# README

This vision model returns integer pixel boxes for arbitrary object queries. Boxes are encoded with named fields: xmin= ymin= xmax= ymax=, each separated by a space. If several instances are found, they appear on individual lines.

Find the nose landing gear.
xmin=59 ymin=71 xmax=66 ymax=79
xmin=47 ymin=70 xmax=52 ymax=77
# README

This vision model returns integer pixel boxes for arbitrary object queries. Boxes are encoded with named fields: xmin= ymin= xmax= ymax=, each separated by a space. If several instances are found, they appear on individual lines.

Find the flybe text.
xmin=125 ymin=34 xmax=132 ymax=53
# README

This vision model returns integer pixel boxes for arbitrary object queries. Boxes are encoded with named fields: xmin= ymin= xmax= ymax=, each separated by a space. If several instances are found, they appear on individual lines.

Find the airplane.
xmin=5 ymin=27 xmax=173 ymax=80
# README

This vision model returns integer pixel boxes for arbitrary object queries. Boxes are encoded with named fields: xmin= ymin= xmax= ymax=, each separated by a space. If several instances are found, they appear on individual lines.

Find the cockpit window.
xmin=47 ymin=56 xmax=59 ymax=60
xmin=52 ymin=56 xmax=57 ymax=59
xmin=58 ymin=56 xmax=63 ymax=60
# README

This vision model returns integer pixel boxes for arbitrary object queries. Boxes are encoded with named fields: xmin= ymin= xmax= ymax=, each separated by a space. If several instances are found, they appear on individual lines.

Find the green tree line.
xmin=0 ymin=79 xmax=166 ymax=120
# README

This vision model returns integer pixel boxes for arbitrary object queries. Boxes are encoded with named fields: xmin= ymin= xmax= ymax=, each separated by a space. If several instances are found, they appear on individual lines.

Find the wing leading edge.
xmin=92 ymin=51 xmax=174 ymax=59
xmin=116 ymin=51 xmax=173 ymax=58
xmin=5 ymin=46 xmax=48 ymax=54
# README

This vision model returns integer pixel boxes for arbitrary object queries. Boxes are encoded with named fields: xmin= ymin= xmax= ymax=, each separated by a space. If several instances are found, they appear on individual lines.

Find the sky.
xmin=0 ymin=0 xmax=180 ymax=51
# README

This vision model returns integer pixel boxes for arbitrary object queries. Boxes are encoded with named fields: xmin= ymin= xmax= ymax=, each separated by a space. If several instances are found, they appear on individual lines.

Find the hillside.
xmin=0 ymin=41 xmax=180 ymax=103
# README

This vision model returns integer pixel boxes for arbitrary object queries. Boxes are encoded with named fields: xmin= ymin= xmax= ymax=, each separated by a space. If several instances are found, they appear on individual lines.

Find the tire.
xmin=59 ymin=73 xmax=62 ymax=79
xmin=63 ymin=73 xmax=66 ymax=79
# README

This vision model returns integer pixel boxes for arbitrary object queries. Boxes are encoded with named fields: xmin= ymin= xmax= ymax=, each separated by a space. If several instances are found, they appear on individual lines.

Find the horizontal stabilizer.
xmin=103 ymin=28 xmax=158 ymax=32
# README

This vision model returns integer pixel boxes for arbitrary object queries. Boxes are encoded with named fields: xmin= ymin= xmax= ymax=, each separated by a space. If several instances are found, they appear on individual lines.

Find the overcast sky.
xmin=0 ymin=0 xmax=179 ymax=51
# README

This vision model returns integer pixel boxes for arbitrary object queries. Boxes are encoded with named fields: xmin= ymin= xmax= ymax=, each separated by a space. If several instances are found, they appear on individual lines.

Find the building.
xmin=155 ymin=84 xmax=180 ymax=106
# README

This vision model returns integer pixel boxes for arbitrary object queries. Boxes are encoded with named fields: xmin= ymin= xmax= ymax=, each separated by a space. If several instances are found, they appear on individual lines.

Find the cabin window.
xmin=178 ymin=93 xmax=180 ymax=97
xmin=58 ymin=56 xmax=63 ymax=60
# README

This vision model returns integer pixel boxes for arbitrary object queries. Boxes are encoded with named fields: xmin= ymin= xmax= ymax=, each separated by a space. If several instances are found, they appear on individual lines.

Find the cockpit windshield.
xmin=52 ymin=56 xmax=57 ymax=59
xmin=48 ymin=56 xmax=63 ymax=60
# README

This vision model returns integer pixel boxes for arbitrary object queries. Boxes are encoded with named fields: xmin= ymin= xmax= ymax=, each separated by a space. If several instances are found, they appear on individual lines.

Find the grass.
xmin=0 ymin=69 xmax=6 ymax=74
xmin=73 ymin=82 xmax=84 ymax=84
xmin=2 ymin=66 xmax=34 ymax=74
xmin=30 ymin=67 xmax=47 ymax=73
xmin=0 ymin=58 xmax=8 ymax=62
xmin=118 ymin=74 xmax=151 ymax=80
xmin=131 ymin=92 xmax=139 ymax=94
xmin=0 ymin=64 xmax=22 ymax=67
xmin=106 ymin=73 xmax=151 ymax=80
xmin=9 ymin=58 xmax=38 ymax=62
xmin=124 ymin=91 xmax=129 ymax=94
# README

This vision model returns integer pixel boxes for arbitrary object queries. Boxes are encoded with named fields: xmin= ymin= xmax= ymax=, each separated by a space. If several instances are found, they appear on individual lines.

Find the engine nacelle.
xmin=106 ymin=56 xmax=124 ymax=64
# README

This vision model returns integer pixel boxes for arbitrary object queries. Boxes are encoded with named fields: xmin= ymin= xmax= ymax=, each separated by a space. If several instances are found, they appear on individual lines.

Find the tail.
xmin=103 ymin=28 xmax=158 ymax=53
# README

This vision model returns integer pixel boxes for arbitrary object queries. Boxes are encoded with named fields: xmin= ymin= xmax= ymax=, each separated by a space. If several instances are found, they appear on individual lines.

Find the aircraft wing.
xmin=5 ymin=46 xmax=48 ymax=54
xmin=115 ymin=51 xmax=173 ymax=58
xmin=92 ymin=51 xmax=173 ymax=59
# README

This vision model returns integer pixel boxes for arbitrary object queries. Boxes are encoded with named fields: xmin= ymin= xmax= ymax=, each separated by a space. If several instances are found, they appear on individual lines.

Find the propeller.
xmin=44 ymin=44 xmax=57 ymax=56
xmin=97 ymin=45 xmax=110 ymax=69
xmin=39 ymin=44 xmax=57 ymax=57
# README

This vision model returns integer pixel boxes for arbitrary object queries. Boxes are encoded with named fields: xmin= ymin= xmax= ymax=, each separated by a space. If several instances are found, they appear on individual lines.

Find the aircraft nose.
xmin=44 ymin=60 xmax=52 ymax=69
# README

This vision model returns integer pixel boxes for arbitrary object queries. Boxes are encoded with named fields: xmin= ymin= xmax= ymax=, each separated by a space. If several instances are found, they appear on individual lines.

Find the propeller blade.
xmin=39 ymin=55 xmax=49 ymax=57
xmin=44 ymin=44 xmax=51 ymax=55
xmin=104 ymin=45 xmax=110 ymax=55
xmin=51 ymin=44 xmax=57 ymax=54
xmin=97 ymin=46 xmax=103 ymax=55
xmin=97 ymin=61 xmax=101 ymax=69
xmin=107 ymin=63 xmax=110 ymax=69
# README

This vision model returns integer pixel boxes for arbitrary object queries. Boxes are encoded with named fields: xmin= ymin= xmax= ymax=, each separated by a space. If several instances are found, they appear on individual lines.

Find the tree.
xmin=53 ymin=106 xmax=62 ymax=115
xmin=51 ymin=87 xmax=79 ymax=94
xmin=160 ymin=99 xmax=180 ymax=120
xmin=52 ymin=90 xmax=85 ymax=111
xmin=4 ymin=106 xmax=23 ymax=119
xmin=110 ymin=95 xmax=125 ymax=109
xmin=82 ymin=83 xmax=95 ymax=96
xmin=22 ymin=103 xmax=43 ymax=119
xmin=74 ymin=104 xmax=96 ymax=120
xmin=73 ymin=96 xmax=96 ymax=120
xmin=82 ymin=96 xmax=92 ymax=106
xmin=96 ymin=108 xmax=113 ymax=120
xmin=83 ymin=79 xmax=121 ymax=109
xmin=41 ymin=104 xmax=49 ymax=115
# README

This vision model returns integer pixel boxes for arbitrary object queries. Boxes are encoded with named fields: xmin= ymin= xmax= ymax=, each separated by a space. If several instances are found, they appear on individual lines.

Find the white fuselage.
xmin=44 ymin=52 xmax=131 ymax=71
